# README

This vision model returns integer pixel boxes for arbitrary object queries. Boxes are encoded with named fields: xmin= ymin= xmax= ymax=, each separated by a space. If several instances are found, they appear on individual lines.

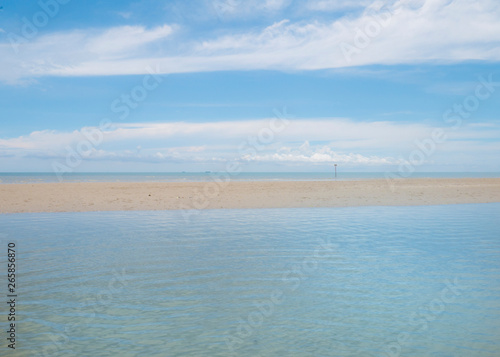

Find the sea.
xmin=0 ymin=171 xmax=499 ymax=184
xmin=1 ymin=203 xmax=499 ymax=356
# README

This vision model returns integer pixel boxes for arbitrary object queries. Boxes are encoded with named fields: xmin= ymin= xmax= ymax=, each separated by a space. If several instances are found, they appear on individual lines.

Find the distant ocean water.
xmin=1 ymin=172 xmax=499 ymax=184
xmin=1 ymin=203 xmax=500 ymax=356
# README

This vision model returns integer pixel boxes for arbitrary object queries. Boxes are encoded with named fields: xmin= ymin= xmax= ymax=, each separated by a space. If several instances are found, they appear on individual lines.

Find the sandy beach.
xmin=0 ymin=178 xmax=499 ymax=214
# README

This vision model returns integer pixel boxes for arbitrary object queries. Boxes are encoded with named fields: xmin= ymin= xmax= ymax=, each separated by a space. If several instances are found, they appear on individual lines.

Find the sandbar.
xmin=1 ymin=178 xmax=499 ymax=214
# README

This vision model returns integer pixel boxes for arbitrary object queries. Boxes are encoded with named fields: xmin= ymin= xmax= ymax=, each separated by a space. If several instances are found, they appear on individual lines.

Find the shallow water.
xmin=1 ymin=204 xmax=499 ymax=356
xmin=1 ymin=171 xmax=499 ymax=184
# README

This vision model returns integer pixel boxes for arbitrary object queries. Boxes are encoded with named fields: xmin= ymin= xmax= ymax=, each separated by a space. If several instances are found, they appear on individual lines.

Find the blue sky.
xmin=0 ymin=0 xmax=499 ymax=173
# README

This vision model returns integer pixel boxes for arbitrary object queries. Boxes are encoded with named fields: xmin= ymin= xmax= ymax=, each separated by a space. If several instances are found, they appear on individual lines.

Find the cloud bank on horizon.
xmin=2 ymin=117 xmax=499 ymax=172
xmin=0 ymin=0 xmax=499 ymax=172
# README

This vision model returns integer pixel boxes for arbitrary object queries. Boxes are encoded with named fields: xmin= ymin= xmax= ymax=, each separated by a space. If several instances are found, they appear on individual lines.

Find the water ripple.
xmin=0 ymin=203 xmax=499 ymax=356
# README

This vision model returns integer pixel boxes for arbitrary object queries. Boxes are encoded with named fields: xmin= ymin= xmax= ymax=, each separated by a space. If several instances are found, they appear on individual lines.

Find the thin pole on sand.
xmin=334 ymin=164 xmax=337 ymax=179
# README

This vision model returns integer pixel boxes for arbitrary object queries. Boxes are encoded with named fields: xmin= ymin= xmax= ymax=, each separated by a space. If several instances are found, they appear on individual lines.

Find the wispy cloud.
xmin=1 ymin=0 xmax=499 ymax=83
xmin=206 ymin=0 xmax=292 ymax=18
xmin=86 ymin=25 xmax=173 ymax=58
xmin=0 ymin=25 xmax=174 ymax=83
xmin=304 ymin=0 xmax=373 ymax=12
xmin=117 ymin=11 xmax=132 ymax=19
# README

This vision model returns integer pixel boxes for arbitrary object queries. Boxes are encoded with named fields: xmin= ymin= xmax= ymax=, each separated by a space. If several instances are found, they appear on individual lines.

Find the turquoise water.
xmin=1 ymin=172 xmax=500 ymax=184
xmin=1 ymin=204 xmax=500 ymax=356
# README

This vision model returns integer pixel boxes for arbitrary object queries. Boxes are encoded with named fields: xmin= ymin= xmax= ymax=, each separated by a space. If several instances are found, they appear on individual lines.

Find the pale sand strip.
xmin=0 ymin=178 xmax=499 ymax=214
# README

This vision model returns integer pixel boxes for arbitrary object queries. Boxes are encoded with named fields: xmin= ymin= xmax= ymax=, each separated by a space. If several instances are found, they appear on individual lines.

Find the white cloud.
xmin=117 ymin=11 xmax=132 ymax=19
xmin=0 ymin=129 xmax=83 ymax=151
xmin=0 ymin=119 xmax=498 ymax=168
xmin=1 ymin=0 xmax=499 ymax=82
xmin=0 ymin=25 xmax=174 ymax=83
xmin=86 ymin=25 xmax=173 ymax=58
xmin=242 ymin=145 xmax=398 ymax=165
xmin=304 ymin=0 xmax=373 ymax=12
xmin=263 ymin=0 xmax=291 ymax=11
xmin=208 ymin=0 xmax=291 ymax=18
xmin=90 ymin=119 xmax=435 ymax=150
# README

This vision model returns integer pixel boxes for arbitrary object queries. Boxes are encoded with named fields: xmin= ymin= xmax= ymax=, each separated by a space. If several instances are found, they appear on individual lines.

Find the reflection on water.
xmin=1 ymin=203 xmax=499 ymax=356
